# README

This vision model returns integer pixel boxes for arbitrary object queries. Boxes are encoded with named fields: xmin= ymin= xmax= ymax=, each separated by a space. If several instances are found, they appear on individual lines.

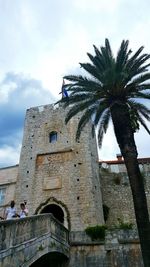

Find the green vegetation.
xmin=85 ymin=220 xmax=134 ymax=241
xmin=85 ymin=225 xmax=107 ymax=240
xmin=38 ymin=244 xmax=44 ymax=251
xmin=115 ymin=218 xmax=133 ymax=230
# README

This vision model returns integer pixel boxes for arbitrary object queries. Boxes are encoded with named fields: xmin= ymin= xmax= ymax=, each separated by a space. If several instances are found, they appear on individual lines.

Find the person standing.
xmin=19 ymin=203 xmax=28 ymax=218
xmin=24 ymin=200 xmax=28 ymax=215
xmin=4 ymin=200 xmax=17 ymax=220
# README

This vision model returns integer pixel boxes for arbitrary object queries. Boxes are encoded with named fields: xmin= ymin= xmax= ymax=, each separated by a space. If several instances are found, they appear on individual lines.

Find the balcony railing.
xmin=0 ymin=213 xmax=69 ymax=251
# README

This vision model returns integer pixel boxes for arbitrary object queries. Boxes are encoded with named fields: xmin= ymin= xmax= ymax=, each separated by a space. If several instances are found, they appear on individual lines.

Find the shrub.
xmin=116 ymin=218 xmax=133 ymax=230
xmin=85 ymin=225 xmax=107 ymax=240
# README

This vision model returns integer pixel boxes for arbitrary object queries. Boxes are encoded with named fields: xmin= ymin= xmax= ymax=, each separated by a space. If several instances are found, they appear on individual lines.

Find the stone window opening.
xmin=0 ymin=187 xmax=6 ymax=206
xmin=49 ymin=131 xmax=57 ymax=143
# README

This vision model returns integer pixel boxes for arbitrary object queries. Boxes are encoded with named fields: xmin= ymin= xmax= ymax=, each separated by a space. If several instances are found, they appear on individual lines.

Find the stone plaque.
xmin=43 ymin=177 xmax=62 ymax=190
xmin=36 ymin=151 xmax=72 ymax=167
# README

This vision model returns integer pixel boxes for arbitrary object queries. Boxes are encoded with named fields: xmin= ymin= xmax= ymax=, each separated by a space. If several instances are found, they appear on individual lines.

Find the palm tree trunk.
xmin=111 ymin=104 xmax=150 ymax=267
xmin=123 ymin=155 xmax=150 ymax=267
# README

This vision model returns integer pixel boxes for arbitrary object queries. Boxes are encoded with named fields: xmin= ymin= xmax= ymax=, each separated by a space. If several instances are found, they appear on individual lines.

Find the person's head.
xmin=10 ymin=200 xmax=15 ymax=208
xmin=20 ymin=203 xmax=25 ymax=210
xmin=24 ymin=200 xmax=27 ymax=205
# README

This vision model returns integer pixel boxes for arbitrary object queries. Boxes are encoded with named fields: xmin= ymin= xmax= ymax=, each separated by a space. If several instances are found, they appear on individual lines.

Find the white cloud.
xmin=0 ymin=0 xmax=150 ymax=166
xmin=99 ymin=122 xmax=150 ymax=160
xmin=74 ymin=0 xmax=120 ymax=13
xmin=98 ymin=126 xmax=119 ymax=160
xmin=0 ymin=144 xmax=21 ymax=167
xmin=0 ymin=82 xmax=17 ymax=103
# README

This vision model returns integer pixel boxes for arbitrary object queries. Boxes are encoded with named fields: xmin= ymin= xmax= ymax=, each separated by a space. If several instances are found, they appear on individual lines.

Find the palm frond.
xmin=100 ymin=40 xmax=114 ymax=68
xmin=128 ymin=100 xmax=150 ymax=113
xmin=129 ymin=73 xmax=150 ymax=85
xmin=126 ymin=55 xmax=150 ymax=81
xmin=116 ymin=40 xmax=130 ymax=70
xmin=79 ymin=63 xmax=103 ymax=82
xmin=93 ymin=101 xmax=109 ymax=126
xmin=133 ymin=92 xmax=150 ymax=100
xmin=128 ymin=101 xmax=150 ymax=123
xmin=65 ymin=92 xmax=100 ymax=108
xmin=126 ymin=83 xmax=150 ymax=94
xmin=137 ymin=83 xmax=150 ymax=91
xmin=137 ymin=113 xmax=150 ymax=134
xmin=126 ymin=46 xmax=144 ymax=69
xmin=87 ymin=53 xmax=105 ymax=73
xmin=63 ymin=75 xmax=88 ymax=83
xmin=68 ymin=85 xmax=102 ymax=94
xmin=97 ymin=109 xmax=111 ymax=148
xmin=76 ymin=106 xmax=97 ymax=140
xmin=105 ymin=39 xmax=113 ymax=58
xmin=65 ymin=99 xmax=99 ymax=124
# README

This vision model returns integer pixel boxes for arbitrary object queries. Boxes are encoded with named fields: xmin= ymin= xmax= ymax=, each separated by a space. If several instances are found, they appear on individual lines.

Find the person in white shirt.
xmin=19 ymin=203 xmax=28 ymax=218
xmin=24 ymin=200 xmax=28 ymax=216
xmin=5 ymin=200 xmax=17 ymax=220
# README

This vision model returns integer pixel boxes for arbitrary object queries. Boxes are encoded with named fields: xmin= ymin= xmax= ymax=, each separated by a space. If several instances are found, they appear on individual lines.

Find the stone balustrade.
xmin=0 ymin=213 xmax=69 ymax=266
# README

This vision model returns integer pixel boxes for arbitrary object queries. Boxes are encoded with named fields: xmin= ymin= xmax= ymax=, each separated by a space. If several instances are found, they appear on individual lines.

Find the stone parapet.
xmin=69 ymin=230 xmax=143 ymax=267
xmin=0 ymin=214 xmax=69 ymax=267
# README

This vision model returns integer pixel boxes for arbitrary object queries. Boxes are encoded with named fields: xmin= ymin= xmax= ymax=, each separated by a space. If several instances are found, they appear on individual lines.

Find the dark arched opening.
xmin=40 ymin=204 xmax=64 ymax=224
xmin=29 ymin=252 xmax=68 ymax=267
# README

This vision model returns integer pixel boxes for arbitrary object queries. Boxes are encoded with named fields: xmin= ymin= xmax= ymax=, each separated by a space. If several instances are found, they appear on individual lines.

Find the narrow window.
xmin=0 ymin=187 xmax=6 ymax=205
xmin=49 ymin=131 xmax=57 ymax=143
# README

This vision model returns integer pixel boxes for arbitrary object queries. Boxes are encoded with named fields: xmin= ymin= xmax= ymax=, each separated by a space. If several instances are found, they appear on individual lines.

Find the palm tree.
xmin=57 ymin=39 xmax=150 ymax=267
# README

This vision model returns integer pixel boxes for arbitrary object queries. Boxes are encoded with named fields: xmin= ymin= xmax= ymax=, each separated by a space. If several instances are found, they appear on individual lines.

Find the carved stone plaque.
xmin=43 ymin=177 xmax=62 ymax=190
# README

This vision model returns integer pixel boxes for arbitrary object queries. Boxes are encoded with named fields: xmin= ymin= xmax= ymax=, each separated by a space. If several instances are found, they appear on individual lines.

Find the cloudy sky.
xmin=0 ymin=0 xmax=150 ymax=167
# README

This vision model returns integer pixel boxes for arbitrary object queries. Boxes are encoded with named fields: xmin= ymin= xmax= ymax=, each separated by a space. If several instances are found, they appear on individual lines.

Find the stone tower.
xmin=15 ymin=104 xmax=104 ymax=231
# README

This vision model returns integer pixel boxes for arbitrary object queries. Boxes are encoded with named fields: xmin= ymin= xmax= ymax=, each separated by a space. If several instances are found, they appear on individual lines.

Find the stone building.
xmin=100 ymin=155 xmax=150 ymax=226
xmin=0 ymin=105 xmax=150 ymax=227
xmin=0 ymin=104 xmax=149 ymax=228
xmin=15 ymin=103 xmax=104 ymax=231
xmin=0 ymin=103 xmax=104 ymax=230
xmin=0 ymin=103 xmax=150 ymax=266
xmin=0 ymin=165 xmax=18 ymax=218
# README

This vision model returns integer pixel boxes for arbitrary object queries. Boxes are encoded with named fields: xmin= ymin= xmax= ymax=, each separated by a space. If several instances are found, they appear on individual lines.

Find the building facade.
xmin=0 ymin=104 xmax=150 ymax=230
xmin=1 ymin=104 xmax=104 ymax=230
xmin=1 ymin=103 xmax=150 ymax=266
xmin=100 ymin=155 xmax=150 ymax=226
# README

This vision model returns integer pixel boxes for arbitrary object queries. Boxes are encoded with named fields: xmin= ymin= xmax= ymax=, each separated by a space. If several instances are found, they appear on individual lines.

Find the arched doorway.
xmin=29 ymin=252 xmax=68 ymax=267
xmin=35 ymin=197 xmax=70 ymax=229
xmin=40 ymin=204 xmax=64 ymax=224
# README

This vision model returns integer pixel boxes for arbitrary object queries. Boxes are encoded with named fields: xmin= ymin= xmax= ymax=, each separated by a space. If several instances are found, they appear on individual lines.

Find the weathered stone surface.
xmin=0 ymin=214 xmax=69 ymax=267
xmin=0 ymin=103 xmax=149 ymax=266
xmin=69 ymin=230 xmax=143 ymax=267
xmin=0 ymin=165 xmax=18 ymax=218
xmin=100 ymin=167 xmax=150 ymax=226
xmin=15 ymin=104 xmax=104 ymax=231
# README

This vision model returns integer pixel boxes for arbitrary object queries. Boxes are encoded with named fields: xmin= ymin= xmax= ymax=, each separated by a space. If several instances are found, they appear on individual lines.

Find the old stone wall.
xmin=0 ymin=165 xmax=18 ymax=218
xmin=0 ymin=214 xmax=69 ymax=267
xmin=69 ymin=230 xmax=143 ymax=267
xmin=15 ymin=104 xmax=104 ymax=231
xmin=100 ymin=167 xmax=150 ymax=226
xmin=0 ymin=102 xmax=149 ymax=266
xmin=1 ymin=155 xmax=150 ymax=230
